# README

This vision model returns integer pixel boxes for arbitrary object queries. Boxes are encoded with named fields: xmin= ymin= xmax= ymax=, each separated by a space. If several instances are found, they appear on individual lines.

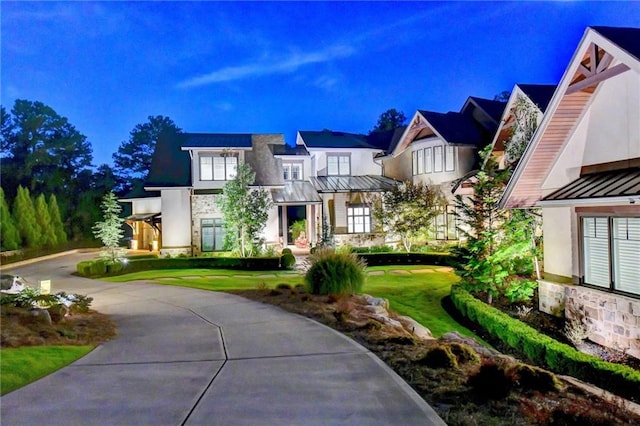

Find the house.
xmin=296 ymin=130 xmax=401 ymax=246
xmin=500 ymin=26 xmax=640 ymax=358
xmin=383 ymin=96 xmax=507 ymax=240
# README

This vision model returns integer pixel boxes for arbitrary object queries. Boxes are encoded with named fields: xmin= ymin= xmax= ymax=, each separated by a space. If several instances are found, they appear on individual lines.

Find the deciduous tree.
xmin=369 ymin=109 xmax=407 ymax=134
xmin=372 ymin=181 xmax=444 ymax=252
xmin=217 ymin=164 xmax=272 ymax=257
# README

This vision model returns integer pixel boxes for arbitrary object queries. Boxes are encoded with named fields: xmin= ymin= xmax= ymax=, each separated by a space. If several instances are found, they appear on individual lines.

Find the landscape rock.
xmin=440 ymin=331 xmax=516 ymax=363
xmin=29 ymin=308 xmax=52 ymax=326
xmin=396 ymin=315 xmax=435 ymax=340
xmin=362 ymin=294 xmax=390 ymax=310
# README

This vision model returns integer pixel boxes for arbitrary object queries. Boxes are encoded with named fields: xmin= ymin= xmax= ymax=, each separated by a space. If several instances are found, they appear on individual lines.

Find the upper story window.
xmin=445 ymin=145 xmax=455 ymax=172
xmin=283 ymin=163 xmax=302 ymax=181
xmin=328 ymin=154 xmax=350 ymax=176
xmin=412 ymin=146 xmax=453 ymax=175
xmin=433 ymin=146 xmax=443 ymax=173
xmin=200 ymin=155 xmax=237 ymax=181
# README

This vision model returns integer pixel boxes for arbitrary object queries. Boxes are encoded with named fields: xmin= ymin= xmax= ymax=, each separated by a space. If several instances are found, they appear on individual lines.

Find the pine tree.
xmin=92 ymin=191 xmax=125 ymax=262
xmin=48 ymin=194 xmax=67 ymax=245
xmin=35 ymin=193 xmax=57 ymax=247
xmin=12 ymin=186 xmax=42 ymax=248
xmin=0 ymin=187 xmax=21 ymax=251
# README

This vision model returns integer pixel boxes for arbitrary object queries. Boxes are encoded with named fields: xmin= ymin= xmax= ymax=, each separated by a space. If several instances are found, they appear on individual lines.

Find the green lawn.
xmin=107 ymin=265 xmax=477 ymax=338
xmin=1 ymin=345 xmax=94 ymax=395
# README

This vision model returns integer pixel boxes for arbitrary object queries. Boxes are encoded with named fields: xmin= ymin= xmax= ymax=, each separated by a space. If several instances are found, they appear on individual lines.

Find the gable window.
xmin=581 ymin=216 xmax=640 ymax=296
xmin=328 ymin=154 xmax=350 ymax=176
xmin=425 ymin=147 xmax=433 ymax=173
xmin=434 ymin=146 xmax=443 ymax=173
xmin=347 ymin=205 xmax=371 ymax=233
xmin=445 ymin=146 xmax=456 ymax=172
xmin=200 ymin=155 xmax=237 ymax=181
xmin=283 ymin=163 xmax=302 ymax=181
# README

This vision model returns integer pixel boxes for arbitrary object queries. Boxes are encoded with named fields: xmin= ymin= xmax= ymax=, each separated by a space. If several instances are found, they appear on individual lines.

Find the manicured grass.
xmin=1 ymin=345 xmax=94 ymax=395
xmin=109 ymin=265 xmax=477 ymax=338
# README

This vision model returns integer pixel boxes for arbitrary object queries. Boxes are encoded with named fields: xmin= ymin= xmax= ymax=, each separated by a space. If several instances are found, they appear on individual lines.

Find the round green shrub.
xmin=281 ymin=248 xmax=293 ymax=255
xmin=281 ymin=253 xmax=296 ymax=269
xmin=304 ymin=248 xmax=366 ymax=295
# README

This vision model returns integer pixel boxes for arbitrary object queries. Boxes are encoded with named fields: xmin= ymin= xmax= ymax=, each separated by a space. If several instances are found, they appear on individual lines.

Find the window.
xmin=412 ymin=151 xmax=418 ymax=176
xmin=434 ymin=146 xmax=443 ymax=172
xmin=425 ymin=147 xmax=433 ymax=173
xmin=445 ymin=146 xmax=455 ymax=172
xmin=200 ymin=155 xmax=237 ymax=181
xmin=201 ymin=218 xmax=226 ymax=252
xmin=283 ymin=163 xmax=302 ymax=181
xmin=347 ymin=205 xmax=371 ymax=233
xmin=328 ymin=154 xmax=350 ymax=176
xmin=582 ymin=216 xmax=640 ymax=296
xmin=433 ymin=206 xmax=458 ymax=241
xmin=417 ymin=149 xmax=425 ymax=174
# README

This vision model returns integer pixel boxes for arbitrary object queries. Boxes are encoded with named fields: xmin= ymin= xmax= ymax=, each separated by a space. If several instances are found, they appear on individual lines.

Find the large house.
xmin=501 ymin=26 xmax=640 ymax=358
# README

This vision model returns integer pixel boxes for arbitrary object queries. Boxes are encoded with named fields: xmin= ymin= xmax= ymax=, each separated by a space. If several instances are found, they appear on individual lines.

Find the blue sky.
xmin=2 ymin=1 xmax=639 ymax=167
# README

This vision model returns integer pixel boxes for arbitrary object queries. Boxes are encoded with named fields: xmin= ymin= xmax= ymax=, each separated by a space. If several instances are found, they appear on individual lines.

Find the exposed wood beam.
xmin=596 ymin=52 xmax=614 ymax=73
xmin=567 ymin=63 xmax=630 ymax=94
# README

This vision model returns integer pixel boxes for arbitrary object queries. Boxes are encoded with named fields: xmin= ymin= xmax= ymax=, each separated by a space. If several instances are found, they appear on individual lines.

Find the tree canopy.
xmin=369 ymin=109 xmax=407 ymax=134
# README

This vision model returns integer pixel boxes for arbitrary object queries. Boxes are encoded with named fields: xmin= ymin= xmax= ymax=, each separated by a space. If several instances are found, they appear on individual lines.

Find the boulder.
xmin=29 ymin=308 xmax=52 ymax=326
xmin=396 ymin=315 xmax=435 ymax=340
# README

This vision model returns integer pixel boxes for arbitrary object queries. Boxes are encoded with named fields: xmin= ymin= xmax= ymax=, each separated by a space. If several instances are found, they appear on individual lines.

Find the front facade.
xmin=502 ymin=26 xmax=640 ymax=358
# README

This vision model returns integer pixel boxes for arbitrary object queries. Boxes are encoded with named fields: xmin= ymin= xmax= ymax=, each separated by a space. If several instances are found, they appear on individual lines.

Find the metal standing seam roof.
xmin=310 ymin=175 xmax=399 ymax=193
xmin=271 ymin=181 xmax=322 ymax=205
xmin=299 ymin=131 xmax=380 ymax=150
xmin=542 ymin=168 xmax=640 ymax=202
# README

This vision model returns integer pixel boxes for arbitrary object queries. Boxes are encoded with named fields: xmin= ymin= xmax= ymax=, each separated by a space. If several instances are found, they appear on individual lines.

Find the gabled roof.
xmin=501 ymin=26 xmax=640 ymax=209
xmin=465 ymin=97 xmax=507 ymax=124
xmin=369 ymin=126 xmax=407 ymax=154
xmin=310 ymin=175 xmax=398 ymax=193
xmin=180 ymin=133 xmax=253 ymax=149
xmin=271 ymin=144 xmax=309 ymax=156
xmin=120 ymin=187 xmax=160 ymax=200
xmin=298 ymin=130 xmax=380 ymax=150
xmin=417 ymin=110 xmax=487 ymax=146
xmin=516 ymin=84 xmax=557 ymax=113
xmin=146 ymin=132 xmax=192 ymax=188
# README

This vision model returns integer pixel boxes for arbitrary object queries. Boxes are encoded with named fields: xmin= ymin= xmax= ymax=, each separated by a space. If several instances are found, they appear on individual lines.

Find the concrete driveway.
xmin=1 ymin=252 xmax=445 ymax=425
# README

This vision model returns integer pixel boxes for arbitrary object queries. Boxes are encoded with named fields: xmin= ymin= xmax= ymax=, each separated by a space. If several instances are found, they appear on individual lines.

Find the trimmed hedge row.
xmin=356 ymin=252 xmax=455 ymax=267
xmin=450 ymin=285 xmax=640 ymax=402
xmin=77 ymin=256 xmax=284 ymax=277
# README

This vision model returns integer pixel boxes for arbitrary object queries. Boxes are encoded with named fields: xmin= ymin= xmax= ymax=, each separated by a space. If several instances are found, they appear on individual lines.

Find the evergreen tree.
xmin=35 ymin=193 xmax=57 ymax=247
xmin=92 ymin=191 xmax=125 ymax=262
xmin=48 ymin=194 xmax=67 ymax=245
xmin=12 ymin=186 xmax=42 ymax=248
xmin=0 ymin=187 xmax=21 ymax=251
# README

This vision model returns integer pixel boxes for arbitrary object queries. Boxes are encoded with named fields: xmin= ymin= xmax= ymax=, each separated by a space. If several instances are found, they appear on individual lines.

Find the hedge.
xmin=356 ymin=252 xmax=455 ymax=267
xmin=77 ymin=256 xmax=284 ymax=277
xmin=450 ymin=285 xmax=640 ymax=403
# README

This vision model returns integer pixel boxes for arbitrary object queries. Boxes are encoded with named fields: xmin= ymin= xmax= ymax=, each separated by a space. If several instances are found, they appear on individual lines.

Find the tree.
xmin=48 ymin=194 xmax=67 ymax=245
xmin=493 ymin=91 xmax=511 ymax=102
xmin=92 ymin=191 xmax=125 ymax=262
xmin=12 ymin=186 xmax=42 ymax=248
xmin=35 ymin=193 xmax=57 ymax=247
xmin=0 ymin=187 xmax=20 ymax=251
xmin=113 ymin=115 xmax=181 ymax=194
xmin=372 ymin=181 xmax=444 ymax=252
xmin=504 ymin=95 xmax=539 ymax=166
xmin=369 ymin=109 xmax=407 ymax=134
xmin=217 ymin=163 xmax=272 ymax=257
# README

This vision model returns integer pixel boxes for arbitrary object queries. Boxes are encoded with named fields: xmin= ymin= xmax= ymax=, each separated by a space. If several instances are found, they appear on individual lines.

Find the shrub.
xmin=89 ymin=259 xmax=108 ymax=276
xmin=280 ymin=253 xmax=296 ymax=269
xmin=281 ymin=248 xmax=293 ymax=255
xmin=418 ymin=345 xmax=458 ymax=369
xmin=304 ymin=248 xmax=366 ymax=296
xmin=275 ymin=283 xmax=292 ymax=290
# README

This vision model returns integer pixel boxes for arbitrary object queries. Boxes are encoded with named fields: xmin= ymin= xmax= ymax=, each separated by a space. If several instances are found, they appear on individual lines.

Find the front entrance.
xmin=201 ymin=218 xmax=226 ymax=251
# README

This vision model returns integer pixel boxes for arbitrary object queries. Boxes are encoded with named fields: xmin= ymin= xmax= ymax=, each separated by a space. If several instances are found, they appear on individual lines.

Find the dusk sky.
xmin=2 ymin=1 xmax=640 ymax=167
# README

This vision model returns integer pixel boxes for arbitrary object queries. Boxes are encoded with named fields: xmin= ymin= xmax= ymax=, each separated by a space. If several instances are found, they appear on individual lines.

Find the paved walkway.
xmin=1 ymin=253 xmax=445 ymax=425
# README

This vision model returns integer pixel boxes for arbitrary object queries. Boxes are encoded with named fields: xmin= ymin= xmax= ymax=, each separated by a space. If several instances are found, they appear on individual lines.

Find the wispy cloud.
xmin=176 ymin=44 xmax=355 ymax=89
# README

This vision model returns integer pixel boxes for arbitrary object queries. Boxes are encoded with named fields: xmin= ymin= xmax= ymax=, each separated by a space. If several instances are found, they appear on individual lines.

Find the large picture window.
xmin=201 ymin=218 xmax=226 ymax=252
xmin=328 ymin=154 xmax=350 ymax=176
xmin=347 ymin=205 xmax=371 ymax=233
xmin=200 ymin=155 xmax=237 ymax=181
xmin=582 ymin=216 xmax=640 ymax=296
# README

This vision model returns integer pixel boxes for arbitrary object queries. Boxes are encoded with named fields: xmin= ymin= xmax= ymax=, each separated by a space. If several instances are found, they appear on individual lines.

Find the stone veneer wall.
xmin=538 ymin=280 xmax=640 ymax=359
xmin=191 ymin=194 xmax=221 ymax=255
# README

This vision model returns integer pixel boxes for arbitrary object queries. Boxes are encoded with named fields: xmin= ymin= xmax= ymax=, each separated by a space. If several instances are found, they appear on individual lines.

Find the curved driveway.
xmin=1 ymin=252 xmax=444 ymax=425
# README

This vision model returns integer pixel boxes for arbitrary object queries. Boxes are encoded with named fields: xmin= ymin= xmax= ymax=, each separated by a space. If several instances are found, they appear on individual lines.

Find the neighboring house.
xmin=133 ymin=132 xmax=322 ymax=256
xmin=501 ymin=26 xmax=640 ymax=358
xmin=296 ymin=130 xmax=401 ymax=246
xmin=383 ymin=96 xmax=507 ymax=240
xmin=486 ymin=83 xmax=557 ymax=169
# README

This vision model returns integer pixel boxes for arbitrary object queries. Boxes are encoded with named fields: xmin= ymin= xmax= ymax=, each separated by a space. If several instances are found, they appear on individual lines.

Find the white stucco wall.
xmin=160 ymin=189 xmax=191 ymax=255
xmin=541 ymin=206 xmax=576 ymax=281
xmin=131 ymin=197 xmax=161 ymax=214
xmin=263 ymin=203 xmax=280 ymax=245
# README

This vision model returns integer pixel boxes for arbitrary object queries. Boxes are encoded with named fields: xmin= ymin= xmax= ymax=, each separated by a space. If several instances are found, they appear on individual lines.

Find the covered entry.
xmin=125 ymin=213 xmax=161 ymax=251
xmin=271 ymin=182 xmax=322 ymax=247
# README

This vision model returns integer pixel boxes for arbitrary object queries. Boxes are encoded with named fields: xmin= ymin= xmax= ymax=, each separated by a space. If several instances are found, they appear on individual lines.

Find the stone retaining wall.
xmin=538 ymin=280 xmax=640 ymax=359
